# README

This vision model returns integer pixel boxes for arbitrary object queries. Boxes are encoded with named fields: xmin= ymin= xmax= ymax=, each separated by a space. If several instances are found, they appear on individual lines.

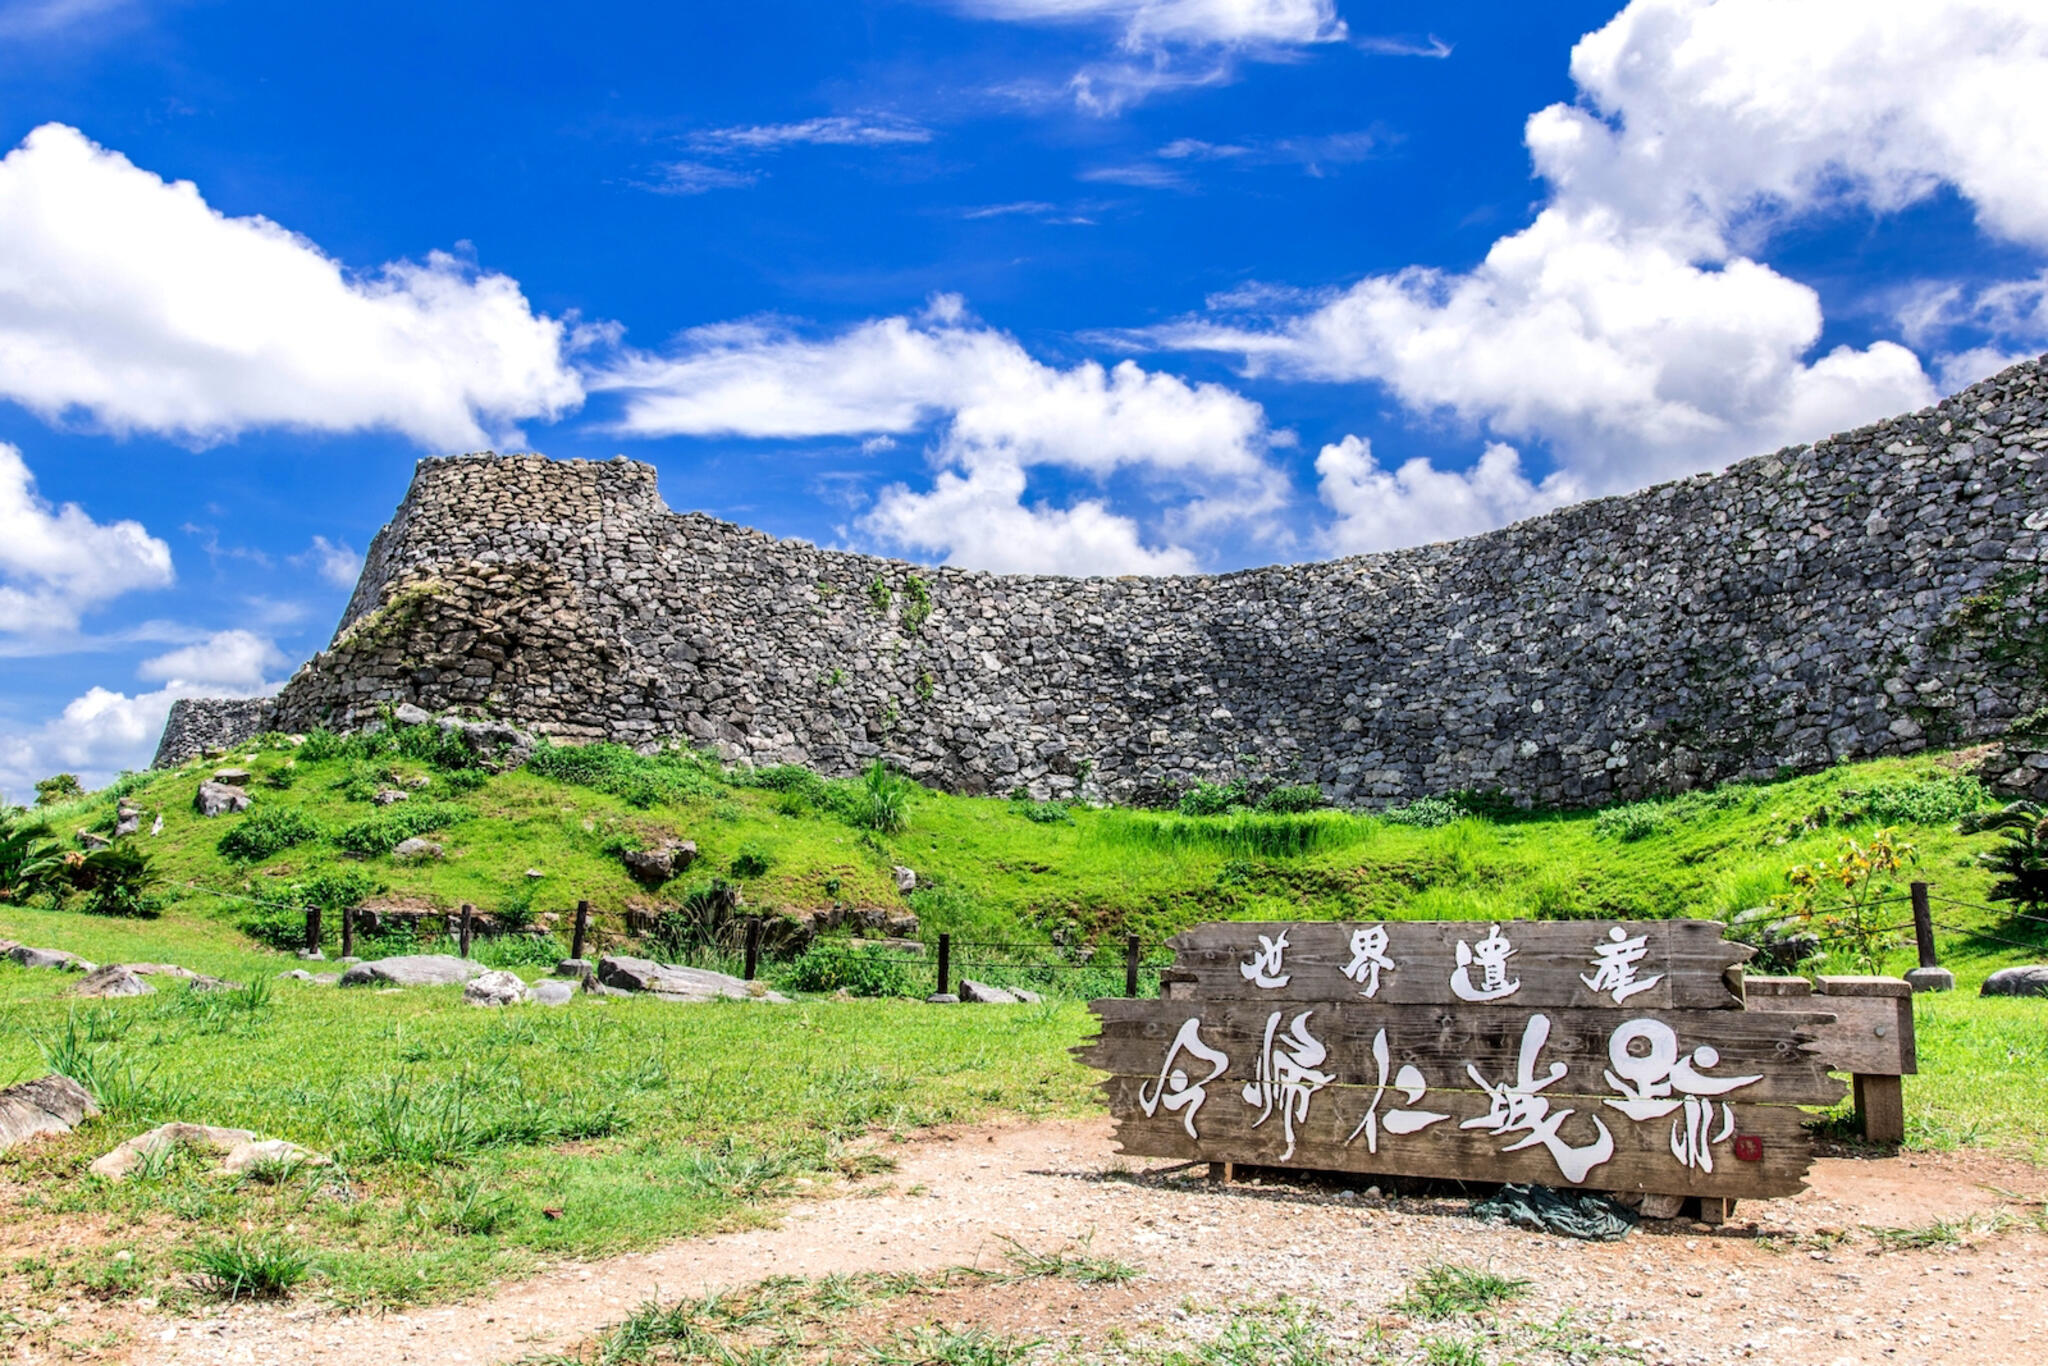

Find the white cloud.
xmin=293 ymin=535 xmax=363 ymax=589
xmin=865 ymin=461 xmax=1200 ymax=575
xmin=0 ymin=123 xmax=588 ymax=449
xmin=950 ymin=0 xmax=1347 ymax=112
xmin=689 ymin=117 xmax=933 ymax=151
xmin=0 ymin=442 xmax=173 ymax=638
xmin=0 ymin=629 xmax=287 ymax=801
xmin=590 ymin=297 xmax=1284 ymax=571
xmin=1315 ymin=436 xmax=1578 ymax=555
xmin=135 ymin=629 xmax=286 ymax=692
xmin=1148 ymin=0 xmax=2048 ymax=544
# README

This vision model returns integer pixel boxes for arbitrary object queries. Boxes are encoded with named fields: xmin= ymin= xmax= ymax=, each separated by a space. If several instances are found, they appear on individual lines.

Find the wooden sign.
xmin=1083 ymin=920 xmax=1846 ymax=1201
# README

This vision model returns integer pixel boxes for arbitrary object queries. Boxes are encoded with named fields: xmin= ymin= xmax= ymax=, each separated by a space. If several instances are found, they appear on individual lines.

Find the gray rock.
xmin=525 ymin=979 xmax=575 ymax=1006
xmin=212 ymin=768 xmax=252 ymax=787
xmin=554 ymin=958 xmax=593 ymax=978
xmin=149 ymin=814 xmax=163 ymax=836
xmin=112 ymin=812 xmax=142 ymax=838
xmin=89 ymin=1123 xmax=330 ymax=1180
xmin=74 ymin=830 xmax=110 ymax=851
xmin=393 ymin=702 xmax=433 ymax=726
xmin=892 ymin=865 xmax=917 ymax=893
xmin=595 ymin=954 xmax=788 ymax=1003
xmin=194 ymin=780 xmax=252 ymax=817
xmin=1980 ymin=964 xmax=2048 ymax=997
xmin=392 ymin=837 xmax=444 ymax=861
xmin=0 ymin=1076 xmax=97 ymax=1153
xmin=5 ymin=945 xmax=94 ymax=973
xmin=371 ymin=788 xmax=410 ymax=806
xmin=1905 ymin=965 xmax=1955 ymax=993
xmin=76 ymin=963 xmax=238 ymax=997
xmin=464 ymin=969 xmax=528 ymax=1007
xmin=338 ymin=954 xmax=489 ymax=988
xmin=957 ymin=979 xmax=1020 ymax=1004
xmin=74 ymin=965 xmax=154 ymax=998
xmin=925 ymin=993 xmax=960 ymax=1004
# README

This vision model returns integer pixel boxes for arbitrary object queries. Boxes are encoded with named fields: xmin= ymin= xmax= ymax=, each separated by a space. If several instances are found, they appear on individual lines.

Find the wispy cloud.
xmin=688 ymin=116 xmax=933 ymax=151
xmin=1087 ymin=129 xmax=1382 ymax=189
xmin=646 ymin=114 xmax=934 ymax=196
xmin=1354 ymin=33 xmax=1450 ymax=58
xmin=959 ymin=200 xmax=1060 ymax=219
xmin=647 ymin=160 xmax=761 ymax=196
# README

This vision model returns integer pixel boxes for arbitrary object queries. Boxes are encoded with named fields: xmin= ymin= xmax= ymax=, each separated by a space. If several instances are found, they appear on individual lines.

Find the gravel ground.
xmin=10 ymin=1119 xmax=2044 ymax=1365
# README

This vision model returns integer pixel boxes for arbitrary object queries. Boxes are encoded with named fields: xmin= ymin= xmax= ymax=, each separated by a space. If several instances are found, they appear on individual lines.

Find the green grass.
xmin=5 ymin=739 xmax=2048 ymax=1314
xmin=1396 ymin=1264 xmax=1533 ymax=1321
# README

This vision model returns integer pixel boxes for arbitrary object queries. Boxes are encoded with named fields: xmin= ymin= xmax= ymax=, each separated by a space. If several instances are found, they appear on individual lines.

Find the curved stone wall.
xmin=159 ymin=355 xmax=2048 ymax=808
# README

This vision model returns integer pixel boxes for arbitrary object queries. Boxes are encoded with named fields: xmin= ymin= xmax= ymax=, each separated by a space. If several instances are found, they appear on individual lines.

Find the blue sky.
xmin=2 ymin=0 xmax=2046 ymax=799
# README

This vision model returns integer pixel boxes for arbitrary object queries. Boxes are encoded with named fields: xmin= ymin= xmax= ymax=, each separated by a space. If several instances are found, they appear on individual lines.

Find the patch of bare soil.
xmin=19 ymin=1120 xmax=2048 ymax=1365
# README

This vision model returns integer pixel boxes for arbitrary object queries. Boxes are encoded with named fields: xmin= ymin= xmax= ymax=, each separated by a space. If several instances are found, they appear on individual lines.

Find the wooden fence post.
xmin=936 ymin=933 xmax=951 ymax=997
xmin=571 ymin=900 xmax=590 ymax=962
xmin=743 ymin=917 xmax=762 ymax=981
xmin=340 ymin=904 xmax=354 ymax=960
xmin=458 ymin=903 xmax=474 ymax=959
xmin=1125 ymin=934 xmax=1140 ymax=998
xmin=304 ymin=906 xmax=321 ymax=956
xmin=1905 ymin=881 xmax=1952 ymax=992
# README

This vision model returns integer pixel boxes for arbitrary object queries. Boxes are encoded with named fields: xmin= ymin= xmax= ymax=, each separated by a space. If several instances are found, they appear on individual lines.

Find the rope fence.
xmin=154 ymin=870 xmax=2047 ymax=998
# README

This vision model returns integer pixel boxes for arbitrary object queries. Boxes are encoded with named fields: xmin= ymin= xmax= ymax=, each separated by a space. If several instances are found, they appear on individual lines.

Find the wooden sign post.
xmin=1082 ymin=921 xmax=1851 ymax=1211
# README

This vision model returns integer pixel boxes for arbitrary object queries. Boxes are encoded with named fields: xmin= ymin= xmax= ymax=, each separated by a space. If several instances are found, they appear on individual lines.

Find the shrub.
xmin=1594 ymin=801 xmax=1666 ymax=842
xmin=216 ymin=808 xmax=322 ymax=862
xmin=297 ymin=729 xmax=361 ymax=762
xmin=647 ymin=880 xmax=746 ymax=962
xmin=1382 ymin=795 xmax=1465 ymax=829
xmin=1177 ymin=780 xmax=1247 ymax=817
xmin=1011 ymin=798 xmax=1073 ymax=825
xmin=730 ymin=843 xmax=772 ymax=878
xmin=779 ymin=942 xmax=921 ymax=997
xmin=439 ymin=767 xmax=490 ymax=794
xmin=850 ymin=760 xmax=915 ymax=833
xmin=333 ymin=803 xmax=470 ymax=856
xmin=0 ymin=813 xmax=62 ymax=904
xmin=1255 ymin=783 xmax=1326 ymax=814
xmin=262 ymin=765 xmax=298 ymax=790
xmin=67 ymin=845 xmax=164 ymax=917
xmin=525 ymin=741 xmax=723 ymax=808
xmin=1862 ymin=774 xmax=1990 ymax=826
xmin=1960 ymin=800 xmax=2048 ymax=914
xmin=34 ymin=774 xmax=83 ymax=807
xmin=239 ymin=869 xmax=383 ymax=950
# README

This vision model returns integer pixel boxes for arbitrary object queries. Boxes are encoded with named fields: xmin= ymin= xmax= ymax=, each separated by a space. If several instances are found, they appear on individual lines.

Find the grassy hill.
xmin=9 ymin=723 xmax=2045 ymax=985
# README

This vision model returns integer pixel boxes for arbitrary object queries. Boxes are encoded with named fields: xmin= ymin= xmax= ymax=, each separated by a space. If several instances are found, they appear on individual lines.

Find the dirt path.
xmin=74 ymin=1121 xmax=2048 ymax=1365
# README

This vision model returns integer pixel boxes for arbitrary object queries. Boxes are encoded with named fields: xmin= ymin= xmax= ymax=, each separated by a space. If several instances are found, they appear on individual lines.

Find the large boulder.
xmin=525 ymin=979 xmax=576 ymax=1006
xmin=338 ymin=954 xmax=488 ymax=988
xmin=1981 ymin=964 xmax=2048 ymax=997
xmin=392 ymin=837 xmax=443 ymax=862
xmin=5 ymin=945 xmax=94 ymax=973
xmin=463 ymin=970 xmax=528 ymax=1007
xmin=0 ymin=1076 xmax=97 ymax=1153
xmin=596 ymin=955 xmax=787 ymax=1003
xmin=194 ymin=781 xmax=252 ymax=817
xmin=211 ymin=768 xmax=252 ymax=787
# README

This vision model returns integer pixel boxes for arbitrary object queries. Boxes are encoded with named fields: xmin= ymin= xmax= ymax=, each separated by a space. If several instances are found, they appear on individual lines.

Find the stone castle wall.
xmin=158 ymin=355 xmax=2048 ymax=808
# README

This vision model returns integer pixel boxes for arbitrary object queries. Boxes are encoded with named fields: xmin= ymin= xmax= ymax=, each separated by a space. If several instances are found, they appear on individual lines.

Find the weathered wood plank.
xmin=1100 ymin=1076 xmax=1817 ymax=1199
xmin=1746 ymin=991 xmax=1916 ymax=1075
xmin=1079 ymin=1000 xmax=1845 ymax=1108
xmin=1164 ymin=920 xmax=1752 ymax=1009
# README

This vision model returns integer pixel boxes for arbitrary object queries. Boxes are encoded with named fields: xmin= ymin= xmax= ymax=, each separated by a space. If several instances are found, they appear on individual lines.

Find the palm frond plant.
xmin=0 ymin=812 xmax=63 ymax=904
xmin=1959 ymin=799 xmax=2048 ymax=915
